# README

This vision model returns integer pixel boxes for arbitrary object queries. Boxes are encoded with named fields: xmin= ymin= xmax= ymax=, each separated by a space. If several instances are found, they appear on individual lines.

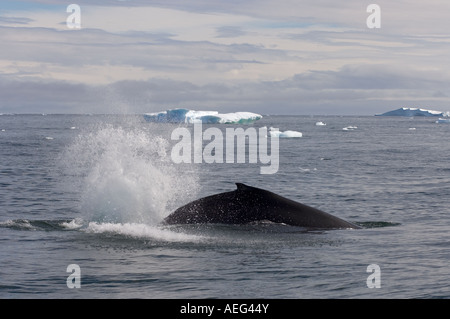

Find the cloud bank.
xmin=1 ymin=0 xmax=450 ymax=114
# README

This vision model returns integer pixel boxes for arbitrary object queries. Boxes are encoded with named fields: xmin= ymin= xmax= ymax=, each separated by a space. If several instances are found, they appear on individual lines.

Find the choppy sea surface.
xmin=0 ymin=114 xmax=449 ymax=299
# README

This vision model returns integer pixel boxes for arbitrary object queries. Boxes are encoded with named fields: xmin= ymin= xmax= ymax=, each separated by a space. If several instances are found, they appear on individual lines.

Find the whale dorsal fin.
xmin=236 ymin=183 xmax=251 ymax=191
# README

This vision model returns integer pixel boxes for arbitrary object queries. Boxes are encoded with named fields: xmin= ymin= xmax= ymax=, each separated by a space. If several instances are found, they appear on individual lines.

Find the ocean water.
xmin=0 ymin=114 xmax=449 ymax=299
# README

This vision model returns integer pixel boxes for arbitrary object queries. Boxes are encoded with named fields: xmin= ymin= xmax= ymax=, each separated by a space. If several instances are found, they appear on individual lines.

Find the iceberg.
xmin=315 ymin=121 xmax=326 ymax=126
xmin=377 ymin=107 xmax=444 ymax=117
xmin=143 ymin=108 xmax=262 ymax=124
xmin=436 ymin=118 xmax=450 ymax=124
xmin=269 ymin=127 xmax=302 ymax=138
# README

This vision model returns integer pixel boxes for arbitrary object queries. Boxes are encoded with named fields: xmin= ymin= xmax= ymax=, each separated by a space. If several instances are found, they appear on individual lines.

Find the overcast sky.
xmin=1 ymin=0 xmax=450 ymax=115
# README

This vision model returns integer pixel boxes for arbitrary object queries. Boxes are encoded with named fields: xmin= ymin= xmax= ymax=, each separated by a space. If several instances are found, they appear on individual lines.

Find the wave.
xmin=1 ymin=217 xmax=401 ymax=233
xmin=0 ymin=218 xmax=205 ymax=242
xmin=355 ymin=221 xmax=401 ymax=228
xmin=0 ymin=218 xmax=83 ymax=231
xmin=85 ymin=222 xmax=205 ymax=242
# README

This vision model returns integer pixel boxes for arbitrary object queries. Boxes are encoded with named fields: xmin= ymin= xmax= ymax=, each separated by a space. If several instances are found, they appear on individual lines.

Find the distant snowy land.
xmin=377 ymin=107 xmax=449 ymax=117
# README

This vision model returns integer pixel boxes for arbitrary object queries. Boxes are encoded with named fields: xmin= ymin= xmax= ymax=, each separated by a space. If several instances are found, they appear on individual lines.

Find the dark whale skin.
xmin=164 ymin=183 xmax=361 ymax=229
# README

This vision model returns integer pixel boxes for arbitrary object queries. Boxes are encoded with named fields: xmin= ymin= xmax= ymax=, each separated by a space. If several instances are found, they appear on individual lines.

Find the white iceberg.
xmin=377 ymin=107 xmax=444 ymax=117
xmin=315 ymin=121 xmax=326 ymax=126
xmin=143 ymin=108 xmax=262 ymax=124
xmin=269 ymin=127 xmax=302 ymax=138
xmin=342 ymin=126 xmax=358 ymax=131
xmin=436 ymin=118 xmax=450 ymax=124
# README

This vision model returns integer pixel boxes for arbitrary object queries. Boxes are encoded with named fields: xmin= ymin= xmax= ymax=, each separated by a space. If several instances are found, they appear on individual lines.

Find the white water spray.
xmin=61 ymin=119 xmax=199 ymax=229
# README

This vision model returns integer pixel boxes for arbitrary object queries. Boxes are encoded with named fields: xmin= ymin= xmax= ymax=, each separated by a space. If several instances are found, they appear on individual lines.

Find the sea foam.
xmin=86 ymin=222 xmax=204 ymax=242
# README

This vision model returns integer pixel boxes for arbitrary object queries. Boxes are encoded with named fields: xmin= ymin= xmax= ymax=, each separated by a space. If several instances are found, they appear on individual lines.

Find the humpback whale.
xmin=164 ymin=183 xmax=361 ymax=229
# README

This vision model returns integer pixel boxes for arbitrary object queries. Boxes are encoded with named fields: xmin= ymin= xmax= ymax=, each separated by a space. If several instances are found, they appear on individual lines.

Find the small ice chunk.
xmin=269 ymin=127 xmax=302 ymax=138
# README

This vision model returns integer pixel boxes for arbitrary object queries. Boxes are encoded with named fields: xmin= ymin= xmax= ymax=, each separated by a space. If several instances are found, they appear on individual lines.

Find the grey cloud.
xmin=16 ymin=0 xmax=450 ymax=35
xmin=3 ymin=63 xmax=449 ymax=116
xmin=0 ymin=26 xmax=177 ymax=68
xmin=0 ymin=76 xmax=102 ymax=113
xmin=0 ymin=25 xmax=282 ymax=81
xmin=215 ymin=26 xmax=247 ymax=38
xmin=3 ymin=1 xmax=450 ymax=116
xmin=288 ymin=65 xmax=449 ymax=91
xmin=0 ymin=16 xmax=34 ymax=25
